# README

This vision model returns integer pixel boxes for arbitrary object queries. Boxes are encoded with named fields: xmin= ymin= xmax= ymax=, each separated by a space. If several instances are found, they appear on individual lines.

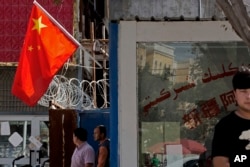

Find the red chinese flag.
xmin=12 ymin=4 xmax=78 ymax=106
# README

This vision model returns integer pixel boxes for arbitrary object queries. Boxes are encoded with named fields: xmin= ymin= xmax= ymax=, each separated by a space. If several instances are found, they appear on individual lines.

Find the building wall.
xmin=109 ymin=0 xmax=225 ymax=20
xmin=0 ymin=0 xmax=74 ymax=62
xmin=107 ymin=1 xmax=248 ymax=166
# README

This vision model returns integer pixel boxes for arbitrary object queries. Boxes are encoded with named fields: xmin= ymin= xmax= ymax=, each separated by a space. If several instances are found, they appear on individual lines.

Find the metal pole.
xmin=90 ymin=22 xmax=97 ymax=107
xmin=102 ymin=25 xmax=107 ymax=107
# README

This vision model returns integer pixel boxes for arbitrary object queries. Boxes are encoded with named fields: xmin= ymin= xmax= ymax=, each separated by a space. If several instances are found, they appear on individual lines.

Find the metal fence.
xmin=0 ymin=66 xmax=109 ymax=113
xmin=0 ymin=66 xmax=49 ymax=113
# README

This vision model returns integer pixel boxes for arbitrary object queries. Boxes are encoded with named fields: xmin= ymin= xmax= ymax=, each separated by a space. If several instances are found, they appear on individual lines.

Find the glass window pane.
xmin=137 ymin=41 xmax=249 ymax=167
xmin=0 ymin=121 xmax=31 ymax=158
xmin=40 ymin=121 xmax=49 ymax=158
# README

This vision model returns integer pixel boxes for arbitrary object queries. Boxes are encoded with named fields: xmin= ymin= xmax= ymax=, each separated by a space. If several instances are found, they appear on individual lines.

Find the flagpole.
xmin=33 ymin=1 xmax=103 ymax=68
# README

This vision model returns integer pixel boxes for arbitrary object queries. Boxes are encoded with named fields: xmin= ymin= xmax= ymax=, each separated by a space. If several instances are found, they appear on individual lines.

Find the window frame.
xmin=117 ymin=21 xmax=242 ymax=167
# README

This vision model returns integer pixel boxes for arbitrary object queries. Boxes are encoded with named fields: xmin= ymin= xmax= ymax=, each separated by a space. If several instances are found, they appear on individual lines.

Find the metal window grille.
xmin=0 ymin=66 xmax=48 ymax=113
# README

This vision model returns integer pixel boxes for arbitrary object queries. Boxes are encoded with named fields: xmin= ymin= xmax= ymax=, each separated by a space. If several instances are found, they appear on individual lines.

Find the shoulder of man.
xmin=100 ymin=139 xmax=110 ymax=148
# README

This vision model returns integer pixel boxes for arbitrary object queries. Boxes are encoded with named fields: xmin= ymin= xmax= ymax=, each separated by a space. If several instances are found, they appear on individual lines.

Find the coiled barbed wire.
xmin=38 ymin=75 xmax=109 ymax=110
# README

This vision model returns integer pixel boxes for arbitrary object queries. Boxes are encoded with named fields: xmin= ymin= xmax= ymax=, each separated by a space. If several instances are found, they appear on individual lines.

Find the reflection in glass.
xmin=40 ymin=121 xmax=49 ymax=158
xmin=137 ymin=42 xmax=249 ymax=167
xmin=0 ymin=121 xmax=31 ymax=158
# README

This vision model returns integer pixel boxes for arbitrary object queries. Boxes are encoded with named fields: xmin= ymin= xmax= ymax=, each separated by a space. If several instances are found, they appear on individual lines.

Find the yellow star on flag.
xmin=32 ymin=16 xmax=47 ymax=34
xmin=28 ymin=45 xmax=33 ymax=52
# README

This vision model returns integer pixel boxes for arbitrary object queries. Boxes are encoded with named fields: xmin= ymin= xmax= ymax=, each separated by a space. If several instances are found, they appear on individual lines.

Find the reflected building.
xmin=137 ymin=43 xmax=175 ymax=75
xmin=137 ymin=43 xmax=176 ymax=82
xmin=137 ymin=43 xmax=196 ymax=84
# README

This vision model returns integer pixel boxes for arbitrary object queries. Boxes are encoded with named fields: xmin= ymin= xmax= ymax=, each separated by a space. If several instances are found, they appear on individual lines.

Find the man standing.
xmin=71 ymin=128 xmax=95 ymax=167
xmin=211 ymin=66 xmax=250 ymax=167
xmin=93 ymin=125 xmax=110 ymax=167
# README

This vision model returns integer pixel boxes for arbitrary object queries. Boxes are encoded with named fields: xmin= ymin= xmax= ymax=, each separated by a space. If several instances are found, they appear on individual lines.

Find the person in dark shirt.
xmin=211 ymin=66 xmax=250 ymax=167
xmin=93 ymin=125 xmax=110 ymax=167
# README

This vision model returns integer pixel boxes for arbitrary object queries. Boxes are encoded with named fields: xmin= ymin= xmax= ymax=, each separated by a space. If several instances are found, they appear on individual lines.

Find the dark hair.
xmin=232 ymin=66 xmax=250 ymax=90
xmin=74 ymin=128 xmax=88 ymax=141
xmin=96 ymin=125 xmax=107 ymax=137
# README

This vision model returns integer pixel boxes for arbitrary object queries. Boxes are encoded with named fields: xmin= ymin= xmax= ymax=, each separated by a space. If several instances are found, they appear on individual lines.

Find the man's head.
xmin=232 ymin=66 xmax=250 ymax=113
xmin=93 ymin=125 xmax=107 ymax=141
xmin=232 ymin=66 xmax=250 ymax=90
xmin=73 ymin=128 xmax=88 ymax=145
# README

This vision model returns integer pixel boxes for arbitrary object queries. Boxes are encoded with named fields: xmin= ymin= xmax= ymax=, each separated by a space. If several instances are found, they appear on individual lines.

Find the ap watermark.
xmin=234 ymin=155 xmax=247 ymax=163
